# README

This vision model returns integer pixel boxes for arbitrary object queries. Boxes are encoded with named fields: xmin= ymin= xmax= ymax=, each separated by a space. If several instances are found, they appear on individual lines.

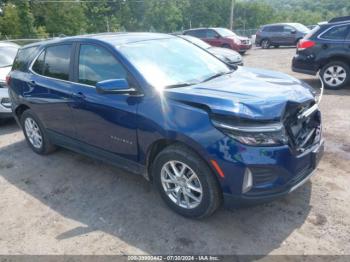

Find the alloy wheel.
xmin=262 ymin=40 xmax=270 ymax=49
xmin=24 ymin=117 xmax=43 ymax=149
xmin=323 ymin=65 xmax=347 ymax=87
xmin=160 ymin=160 xmax=203 ymax=209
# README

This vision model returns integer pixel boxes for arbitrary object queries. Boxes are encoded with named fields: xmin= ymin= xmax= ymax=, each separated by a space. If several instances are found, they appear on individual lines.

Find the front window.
xmin=214 ymin=28 xmax=236 ymax=37
xmin=0 ymin=46 xmax=18 ymax=67
xmin=118 ymin=37 xmax=230 ymax=89
xmin=78 ymin=45 xmax=127 ymax=86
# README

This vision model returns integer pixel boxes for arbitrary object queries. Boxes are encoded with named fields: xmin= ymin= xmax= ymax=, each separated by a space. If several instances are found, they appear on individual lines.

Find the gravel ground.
xmin=0 ymin=47 xmax=349 ymax=255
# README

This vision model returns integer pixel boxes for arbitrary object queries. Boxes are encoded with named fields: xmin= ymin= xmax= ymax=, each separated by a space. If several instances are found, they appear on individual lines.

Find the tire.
xmin=20 ymin=109 xmax=56 ymax=155
xmin=261 ymin=39 xmax=270 ymax=49
xmin=320 ymin=61 xmax=350 ymax=90
xmin=273 ymin=45 xmax=279 ymax=48
xmin=152 ymin=144 xmax=222 ymax=218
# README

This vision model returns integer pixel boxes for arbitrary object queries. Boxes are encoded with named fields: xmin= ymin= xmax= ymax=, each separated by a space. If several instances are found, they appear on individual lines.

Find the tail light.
xmin=297 ymin=39 xmax=315 ymax=51
xmin=5 ymin=75 xmax=11 ymax=86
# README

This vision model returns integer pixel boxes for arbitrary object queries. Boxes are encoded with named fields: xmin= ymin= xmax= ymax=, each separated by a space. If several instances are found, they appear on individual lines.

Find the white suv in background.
xmin=0 ymin=42 xmax=19 ymax=122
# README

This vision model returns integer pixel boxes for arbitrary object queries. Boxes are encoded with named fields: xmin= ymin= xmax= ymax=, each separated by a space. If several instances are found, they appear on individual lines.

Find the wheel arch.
xmin=14 ymin=104 xmax=30 ymax=122
xmin=145 ymin=138 xmax=222 ymax=185
xmin=319 ymin=55 xmax=350 ymax=70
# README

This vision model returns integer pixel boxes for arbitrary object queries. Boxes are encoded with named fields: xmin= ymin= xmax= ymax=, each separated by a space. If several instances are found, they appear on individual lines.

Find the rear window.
xmin=263 ymin=26 xmax=283 ymax=32
xmin=320 ymin=25 xmax=349 ymax=40
xmin=32 ymin=45 xmax=72 ymax=81
xmin=12 ymin=46 xmax=38 ymax=72
xmin=185 ymin=30 xmax=207 ymax=38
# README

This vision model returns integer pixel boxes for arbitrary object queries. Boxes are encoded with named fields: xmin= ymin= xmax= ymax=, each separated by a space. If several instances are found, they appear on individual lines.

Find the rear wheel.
xmin=320 ymin=61 xmax=350 ymax=90
xmin=261 ymin=39 xmax=270 ymax=49
xmin=153 ymin=144 xmax=222 ymax=218
xmin=20 ymin=109 xmax=56 ymax=154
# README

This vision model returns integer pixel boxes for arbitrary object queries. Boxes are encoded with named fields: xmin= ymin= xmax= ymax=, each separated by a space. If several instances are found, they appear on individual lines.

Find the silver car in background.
xmin=0 ymin=42 xmax=19 ymax=122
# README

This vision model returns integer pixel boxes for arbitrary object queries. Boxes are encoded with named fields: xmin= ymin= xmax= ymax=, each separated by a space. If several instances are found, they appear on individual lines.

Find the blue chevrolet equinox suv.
xmin=8 ymin=33 xmax=324 ymax=218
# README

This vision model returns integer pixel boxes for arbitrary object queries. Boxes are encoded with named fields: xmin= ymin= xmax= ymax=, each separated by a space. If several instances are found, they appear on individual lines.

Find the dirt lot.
xmin=0 ymin=47 xmax=349 ymax=255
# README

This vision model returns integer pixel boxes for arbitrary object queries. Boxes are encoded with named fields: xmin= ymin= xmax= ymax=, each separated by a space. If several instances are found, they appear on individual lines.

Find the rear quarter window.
xmin=12 ymin=46 xmax=39 ymax=72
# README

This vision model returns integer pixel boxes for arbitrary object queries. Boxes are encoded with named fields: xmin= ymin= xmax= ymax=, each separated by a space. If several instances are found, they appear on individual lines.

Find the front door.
xmin=69 ymin=43 xmax=140 ymax=162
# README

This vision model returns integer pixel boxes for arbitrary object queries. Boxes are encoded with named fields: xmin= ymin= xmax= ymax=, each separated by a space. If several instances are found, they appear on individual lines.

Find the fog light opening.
xmin=242 ymin=168 xmax=253 ymax=193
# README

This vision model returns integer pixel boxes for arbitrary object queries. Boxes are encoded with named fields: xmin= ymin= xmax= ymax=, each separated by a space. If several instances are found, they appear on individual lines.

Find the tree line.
xmin=0 ymin=0 xmax=348 ymax=39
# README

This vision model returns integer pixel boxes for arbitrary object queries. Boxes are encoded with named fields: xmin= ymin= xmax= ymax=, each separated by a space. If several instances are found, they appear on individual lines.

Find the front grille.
xmin=284 ymin=101 xmax=321 ymax=154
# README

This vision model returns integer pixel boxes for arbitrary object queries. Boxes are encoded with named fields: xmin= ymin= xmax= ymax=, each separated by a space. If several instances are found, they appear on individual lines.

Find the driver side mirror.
xmin=291 ymin=30 xmax=297 ymax=34
xmin=96 ymin=79 xmax=138 ymax=95
xmin=215 ymin=34 xmax=221 ymax=39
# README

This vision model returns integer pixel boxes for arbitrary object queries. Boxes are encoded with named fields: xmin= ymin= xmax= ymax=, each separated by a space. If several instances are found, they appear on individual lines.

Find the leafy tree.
xmin=0 ymin=3 xmax=21 ymax=38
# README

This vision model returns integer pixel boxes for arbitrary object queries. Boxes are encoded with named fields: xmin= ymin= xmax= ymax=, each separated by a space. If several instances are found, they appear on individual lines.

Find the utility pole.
xmin=229 ymin=0 xmax=235 ymax=30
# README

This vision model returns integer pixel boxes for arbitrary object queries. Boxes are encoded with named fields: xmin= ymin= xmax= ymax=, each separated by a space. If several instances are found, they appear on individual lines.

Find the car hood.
xmin=208 ymin=47 xmax=242 ymax=62
xmin=164 ymin=67 xmax=315 ymax=120
xmin=0 ymin=66 xmax=11 ymax=82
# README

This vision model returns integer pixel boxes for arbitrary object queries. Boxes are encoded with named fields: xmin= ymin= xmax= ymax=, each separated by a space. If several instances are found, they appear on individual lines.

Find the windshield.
xmin=214 ymin=28 xmax=236 ymax=37
xmin=0 ymin=46 xmax=18 ymax=67
xmin=292 ymin=23 xmax=310 ymax=33
xmin=118 ymin=37 xmax=230 ymax=89
xmin=182 ymin=35 xmax=211 ymax=49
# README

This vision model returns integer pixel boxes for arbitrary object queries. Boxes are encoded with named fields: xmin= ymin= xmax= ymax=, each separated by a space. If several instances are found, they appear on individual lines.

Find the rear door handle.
xmin=28 ymin=80 xmax=36 ymax=87
xmin=72 ymin=92 xmax=86 ymax=99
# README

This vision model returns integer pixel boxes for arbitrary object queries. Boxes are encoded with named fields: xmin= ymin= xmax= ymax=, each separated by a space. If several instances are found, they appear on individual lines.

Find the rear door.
xmin=25 ymin=44 xmax=76 ymax=138
xmin=318 ymin=24 xmax=350 ymax=57
xmin=282 ymin=25 xmax=297 ymax=45
xmin=269 ymin=25 xmax=284 ymax=44
xmin=68 ymin=43 xmax=140 ymax=162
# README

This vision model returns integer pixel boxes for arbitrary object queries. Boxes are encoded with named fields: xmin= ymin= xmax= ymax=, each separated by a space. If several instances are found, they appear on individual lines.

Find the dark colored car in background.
xmin=8 ymin=33 xmax=323 ymax=218
xmin=292 ymin=18 xmax=350 ymax=89
xmin=183 ymin=27 xmax=252 ymax=54
xmin=179 ymin=35 xmax=243 ymax=66
xmin=256 ymin=23 xmax=310 ymax=49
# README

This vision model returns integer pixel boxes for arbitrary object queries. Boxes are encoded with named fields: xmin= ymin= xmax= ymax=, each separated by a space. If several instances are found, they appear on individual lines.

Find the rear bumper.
xmin=292 ymin=54 xmax=318 ymax=75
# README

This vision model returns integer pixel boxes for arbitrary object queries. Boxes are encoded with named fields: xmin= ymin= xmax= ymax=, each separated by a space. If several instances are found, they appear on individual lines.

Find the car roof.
xmin=21 ymin=32 xmax=175 ymax=49
xmin=0 ymin=42 xmax=20 ymax=48
xmin=262 ymin=23 xmax=302 ymax=27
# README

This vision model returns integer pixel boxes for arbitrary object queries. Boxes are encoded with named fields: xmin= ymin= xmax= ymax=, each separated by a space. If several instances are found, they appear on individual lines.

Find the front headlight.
xmin=212 ymin=119 xmax=288 ymax=146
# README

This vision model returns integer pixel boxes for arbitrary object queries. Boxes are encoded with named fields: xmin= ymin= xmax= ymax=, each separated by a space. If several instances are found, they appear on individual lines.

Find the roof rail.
xmin=329 ymin=16 xmax=350 ymax=23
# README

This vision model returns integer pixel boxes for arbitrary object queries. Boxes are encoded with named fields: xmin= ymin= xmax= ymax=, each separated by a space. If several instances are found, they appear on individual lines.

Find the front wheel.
xmin=320 ymin=61 xmax=350 ymax=90
xmin=153 ymin=144 xmax=222 ymax=218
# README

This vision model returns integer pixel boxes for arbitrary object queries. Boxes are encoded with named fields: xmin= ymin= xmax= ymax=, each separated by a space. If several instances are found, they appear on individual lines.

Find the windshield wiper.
xmin=165 ymin=83 xmax=196 ymax=89
xmin=0 ymin=64 xmax=12 ymax=68
xmin=201 ymin=70 xmax=234 ymax=83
